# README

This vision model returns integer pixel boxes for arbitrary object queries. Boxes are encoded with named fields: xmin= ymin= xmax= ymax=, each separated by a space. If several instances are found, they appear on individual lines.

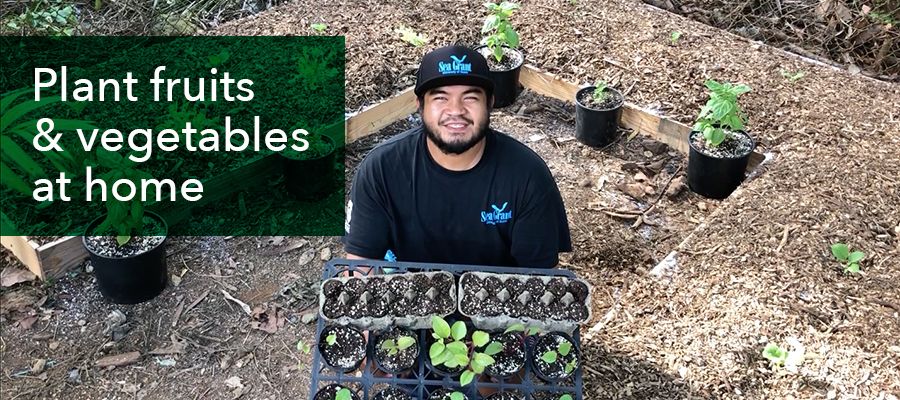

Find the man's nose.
xmin=445 ymin=96 xmax=466 ymax=115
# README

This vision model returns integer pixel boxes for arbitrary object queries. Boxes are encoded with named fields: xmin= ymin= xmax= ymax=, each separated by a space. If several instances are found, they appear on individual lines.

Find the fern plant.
xmin=693 ymin=80 xmax=750 ymax=147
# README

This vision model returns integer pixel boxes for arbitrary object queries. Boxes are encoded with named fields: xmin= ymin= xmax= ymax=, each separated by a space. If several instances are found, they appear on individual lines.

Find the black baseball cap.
xmin=414 ymin=45 xmax=494 ymax=97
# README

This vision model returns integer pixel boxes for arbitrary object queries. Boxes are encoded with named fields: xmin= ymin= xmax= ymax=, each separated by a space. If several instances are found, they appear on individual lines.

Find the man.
xmin=343 ymin=45 xmax=571 ymax=268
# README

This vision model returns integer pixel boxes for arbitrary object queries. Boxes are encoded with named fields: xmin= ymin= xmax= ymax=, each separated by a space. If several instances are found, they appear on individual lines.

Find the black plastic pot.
xmin=317 ymin=325 xmax=367 ymax=373
xmin=373 ymin=327 xmax=420 ymax=374
xmin=687 ymin=130 xmax=755 ymax=199
xmin=282 ymin=135 xmax=337 ymax=200
xmin=428 ymin=388 xmax=469 ymax=400
xmin=475 ymin=45 xmax=525 ymax=109
xmin=82 ymin=211 xmax=168 ymax=305
xmin=313 ymin=384 xmax=361 ymax=400
xmin=575 ymin=86 xmax=624 ymax=148
xmin=530 ymin=331 xmax=581 ymax=383
xmin=372 ymin=387 xmax=413 ymax=400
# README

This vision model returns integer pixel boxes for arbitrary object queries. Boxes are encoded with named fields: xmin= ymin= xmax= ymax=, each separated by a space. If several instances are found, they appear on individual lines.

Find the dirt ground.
xmin=3 ymin=0 xmax=899 ymax=399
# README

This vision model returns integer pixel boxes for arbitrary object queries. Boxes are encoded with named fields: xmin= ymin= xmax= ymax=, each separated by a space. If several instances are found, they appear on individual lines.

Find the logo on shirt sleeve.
xmin=481 ymin=202 xmax=512 ymax=225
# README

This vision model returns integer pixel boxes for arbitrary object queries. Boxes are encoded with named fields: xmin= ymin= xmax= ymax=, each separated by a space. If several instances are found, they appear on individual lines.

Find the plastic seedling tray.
xmin=310 ymin=259 xmax=584 ymax=400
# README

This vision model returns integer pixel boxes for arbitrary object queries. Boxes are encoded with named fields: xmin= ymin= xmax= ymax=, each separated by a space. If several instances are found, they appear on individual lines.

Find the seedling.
xmin=669 ymin=31 xmax=682 ymax=45
xmin=450 ymin=392 xmax=465 ymax=400
xmin=335 ymin=388 xmax=352 ymax=400
xmin=831 ymin=243 xmax=864 ymax=274
xmin=592 ymin=81 xmax=610 ymax=103
xmin=541 ymin=339 xmax=572 ymax=364
xmin=395 ymin=26 xmax=428 ymax=47
xmin=296 ymin=340 xmax=311 ymax=354
xmin=326 ymin=333 xmax=337 ymax=346
xmin=780 ymin=69 xmax=805 ymax=83
xmin=311 ymin=23 xmax=327 ymax=33
xmin=481 ymin=1 xmax=521 ymax=62
xmin=560 ymin=395 xmax=574 ymax=400
xmin=692 ymin=80 xmax=750 ymax=147
xmin=762 ymin=342 xmax=787 ymax=367
xmin=92 ymin=150 xmax=156 ymax=246
xmin=380 ymin=335 xmax=416 ymax=355
xmin=429 ymin=316 xmax=502 ymax=386
xmin=207 ymin=49 xmax=230 ymax=68
xmin=504 ymin=323 xmax=541 ymax=336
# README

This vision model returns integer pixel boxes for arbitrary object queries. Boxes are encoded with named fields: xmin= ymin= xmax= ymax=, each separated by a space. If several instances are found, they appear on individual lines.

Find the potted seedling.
xmin=531 ymin=332 xmax=580 ymax=382
xmin=574 ymin=81 xmax=625 ymax=147
xmin=428 ymin=389 xmax=468 ymax=400
xmin=313 ymin=384 xmax=360 ymax=400
xmin=486 ymin=392 xmax=525 ymax=400
xmin=82 ymin=150 xmax=168 ymax=305
xmin=480 ymin=324 xmax=528 ymax=378
xmin=476 ymin=1 xmax=524 ymax=108
xmin=281 ymin=130 xmax=338 ymax=200
xmin=372 ymin=387 xmax=413 ymax=400
xmin=317 ymin=325 xmax=367 ymax=373
xmin=374 ymin=327 xmax=420 ymax=373
xmin=687 ymin=80 xmax=756 ymax=199
xmin=428 ymin=316 xmax=503 ymax=386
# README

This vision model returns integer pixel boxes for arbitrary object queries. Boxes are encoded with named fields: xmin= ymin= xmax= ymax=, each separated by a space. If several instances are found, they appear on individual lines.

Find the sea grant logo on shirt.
xmin=481 ymin=202 xmax=513 ymax=225
xmin=438 ymin=55 xmax=472 ymax=75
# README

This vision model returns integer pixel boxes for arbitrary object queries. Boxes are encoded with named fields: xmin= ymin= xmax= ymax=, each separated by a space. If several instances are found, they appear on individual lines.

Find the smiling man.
xmin=343 ymin=45 xmax=571 ymax=268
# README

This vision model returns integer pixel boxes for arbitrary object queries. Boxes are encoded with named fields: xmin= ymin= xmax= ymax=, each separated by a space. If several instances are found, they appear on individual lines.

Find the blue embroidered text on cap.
xmin=438 ymin=55 xmax=472 ymax=75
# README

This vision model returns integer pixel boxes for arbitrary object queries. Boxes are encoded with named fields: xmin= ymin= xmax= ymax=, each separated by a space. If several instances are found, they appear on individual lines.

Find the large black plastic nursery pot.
xmin=475 ymin=45 xmax=525 ymax=109
xmin=574 ymin=86 xmax=624 ymax=148
xmin=687 ymin=130 xmax=756 ymax=199
xmin=282 ymin=134 xmax=337 ymax=200
xmin=82 ymin=211 xmax=168 ymax=305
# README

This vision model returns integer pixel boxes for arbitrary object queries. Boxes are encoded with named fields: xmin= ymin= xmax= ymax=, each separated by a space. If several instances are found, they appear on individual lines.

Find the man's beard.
xmin=423 ymin=114 xmax=490 ymax=155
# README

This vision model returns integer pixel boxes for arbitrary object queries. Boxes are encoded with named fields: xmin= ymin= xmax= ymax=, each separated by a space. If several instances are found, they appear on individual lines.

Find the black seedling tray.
xmin=310 ymin=259 xmax=584 ymax=400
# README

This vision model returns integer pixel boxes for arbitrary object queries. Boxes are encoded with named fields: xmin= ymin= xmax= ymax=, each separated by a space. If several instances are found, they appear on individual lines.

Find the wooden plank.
xmin=36 ymin=236 xmax=87 ymax=280
xmin=0 ymin=233 xmax=43 ymax=279
xmin=346 ymin=87 xmax=417 ymax=143
xmin=519 ymin=64 xmax=765 ymax=169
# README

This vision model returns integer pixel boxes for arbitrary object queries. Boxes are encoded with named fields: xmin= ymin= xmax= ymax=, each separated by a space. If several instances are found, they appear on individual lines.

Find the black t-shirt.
xmin=343 ymin=125 xmax=572 ymax=268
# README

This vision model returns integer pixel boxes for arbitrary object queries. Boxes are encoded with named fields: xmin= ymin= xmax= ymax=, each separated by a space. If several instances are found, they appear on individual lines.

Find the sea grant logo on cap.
xmin=415 ymin=45 xmax=494 ymax=97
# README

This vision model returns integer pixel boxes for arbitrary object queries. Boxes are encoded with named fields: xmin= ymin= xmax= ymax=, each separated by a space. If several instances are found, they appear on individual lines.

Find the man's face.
xmin=420 ymin=85 xmax=491 ymax=155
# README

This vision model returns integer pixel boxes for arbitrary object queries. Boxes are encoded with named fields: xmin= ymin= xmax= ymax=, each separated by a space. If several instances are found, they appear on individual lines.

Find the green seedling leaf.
xmin=527 ymin=326 xmax=542 ymax=336
xmin=335 ymin=388 xmax=352 ymax=400
xmin=669 ymin=31 xmax=682 ymax=45
xmin=762 ymin=343 xmax=788 ymax=366
xmin=326 ymin=333 xmax=337 ymax=346
xmin=395 ymin=26 xmax=428 ymax=47
xmin=296 ymin=340 xmax=311 ymax=354
xmin=848 ymin=251 xmax=865 ymax=264
xmin=397 ymin=336 xmax=416 ymax=350
xmin=446 ymin=341 xmax=468 ymax=356
xmin=116 ymin=235 xmax=132 ymax=246
xmin=473 ymin=352 xmax=495 ymax=367
xmin=558 ymin=341 xmax=572 ymax=356
xmin=460 ymin=370 xmax=475 ymax=386
xmin=504 ymin=323 xmax=525 ymax=333
xmin=451 ymin=321 xmax=467 ymax=341
xmin=381 ymin=339 xmax=396 ymax=350
xmin=432 ymin=347 xmax=451 ymax=366
xmin=450 ymin=392 xmax=465 ymax=400
xmin=472 ymin=331 xmax=490 ymax=347
xmin=844 ymin=263 xmax=861 ymax=274
xmin=433 ymin=316 xmax=451 ymax=339
xmin=311 ymin=23 xmax=327 ymax=33
xmin=541 ymin=350 xmax=558 ymax=363
xmin=560 ymin=395 xmax=574 ymax=400
xmin=430 ymin=341 xmax=446 ymax=359
xmin=565 ymin=359 xmax=577 ymax=374
xmin=484 ymin=341 xmax=503 ymax=356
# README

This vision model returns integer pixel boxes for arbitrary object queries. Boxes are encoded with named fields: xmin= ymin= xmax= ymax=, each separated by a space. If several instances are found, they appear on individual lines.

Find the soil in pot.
xmin=313 ymin=384 xmax=361 ymax=400
xmin=486 ymin=392 xmax=525 ymax=400
xmin=374 ymin=327 xmax=420 ymax=373
xmin=475 ymin=46 xmax=524 ymax=108
xmin=482 ymin=332 xmax=525 ymax=378
xmin=530 ymin=392 xmax=575 ymax=400
xmin=372 ymin=387 xmax=413 ymax=400
xmin=575 ymin=86 xmax=624 ymax=148
xmin=532 ymin=332 xmax=580 ymax=382
xmin=281 ymin=133 xmax=338 ymax=200
xmin=687 ymin=129 xmax=755 ymax=199
xmin=317 ymin=325 xmax=367 ymax=372
xmin=83 ymin=212 xmax=168 ymax=304
xmin=428 ymin=388 xmax=469 ymax=400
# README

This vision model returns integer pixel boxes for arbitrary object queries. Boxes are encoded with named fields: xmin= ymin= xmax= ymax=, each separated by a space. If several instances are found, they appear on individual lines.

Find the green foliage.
xmin=92 ymin=150 xmax=155 ymax=245
xmin=450 ymin=392 xmax=465 ymax=400
xmin=429 ymin=316 xmax=498 ymax=386
xmin=293 ymin=46 xmax=341 ymax=90
xmin=1 ymin=88 xmax=94 ymax=195
xmin=311 ymin=23 xmax=328 ymax=33
xmin=2 ymin=0 xmax=78 ymax=36
xmin=868 ymin=11 xmax=898 ymax=25
xmin=335 ymin=388 xmax=352 ymax=400
xmin=504 ymin=323 xmax=541 ymax=335
xmin=296 ymin=340 xmax=311 ymax=354
xmin=762 ymin=342 xmax=788 ymax=367
xmin=831 ymin=243 xmax=865 ymax=274
xmin=564 ymin=359 xmax=577 ymax=374
xmin=481 ymin=1 xmax=521 ymax=62
xmin=560 ymin=395 xmax=574 ymax=400
xmin=395 ymin=26 xmax=428 ymax=47
xmin=380 ymin=335 xmax=416 ymax=356
xmin=692 ymin=80 xmax=751 ymax=147
xmin=541 ymin=350 xmax=558 ymax=363
xmin=207 ymin=49 xmax=230 ymax=68
xmin=541 ymin=337 xmax=576 ymax=371
xmin=326 ymin=333 xmax=337 ymax=346
xmin=591 ymin=81 xmax=610 ymax=103
xmin=669 ymin=31 xmax=682 ymax=45
xmin=780 ymin=69 xmax=805 ymax=83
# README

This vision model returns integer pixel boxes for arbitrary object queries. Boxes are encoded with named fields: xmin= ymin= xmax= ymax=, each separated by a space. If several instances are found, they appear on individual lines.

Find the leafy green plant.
xmin=296 ymin=340 xmax=311 ymax=354
xmin=449 ymin=392 xmax=465 ymax=400
xmin=541 ymin=340 xmax=572 ymax=364
xmin=207 ymin=49 xmax=230 ymax=68
xmin=311 ymin=23 xmax=328 ymax=33
xmin=692 ymin=80 xmax=751 ymax=147
xmin=1 ymin=87 xmax=94 ymax=195
xmin=868 ymin=11 xmax=898 ymax=25
xmin=429 ymin=316 xmax=503 ymax=386
xmin=592 ymin=81 xmax=610 ymax=103
xmin=292 ymin=46 xmax=341 ymax=90
xmin=831 ymin=243 xmax=864 ymax=274
xmin=669 ymin=31 xmax=682 ymax=45
xmin=2 ymin=0 xmax=78 ymax=36
xmin=762 ymin=342 xmax=788 ymax=367
xmin=481 ymin=1 xmax=521 ymax=63
xmin=326 ymin=333 xmax=337 ymax=346
xmin=504 ymin=323 xmax=541 ymax=336
xmin=560 ymin=395 xmax=574 ymax=400
xmin=395 ymin=26 xmax=428 ymax=47
xmin=780 ymin=69 xmax=805 ymax=83
xmin=380 ymin=335 xmax=416 ymax=355
xmin=92 ymin=150 xmax=156 ymax=245
xmin=335 ymin=388 xmax=352 ymax=400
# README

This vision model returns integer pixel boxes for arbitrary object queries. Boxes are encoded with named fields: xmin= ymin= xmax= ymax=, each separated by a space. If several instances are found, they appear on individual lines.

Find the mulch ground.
xmin=2 ymin=0 xmax=898 ymax=399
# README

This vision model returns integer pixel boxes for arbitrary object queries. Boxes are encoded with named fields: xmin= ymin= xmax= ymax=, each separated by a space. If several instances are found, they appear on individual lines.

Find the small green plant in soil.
xmin=762 ymin=342 xmax=788 ymax=367
xmin=293 ymin=46 xmax=340 ymax=90
xmin=311 ymin=23 xmax=328 ymax=34
xmin=693 ymin=80 xmax=751 ymax=147
xmin=669 ymin=31 xmax=682 ymax=45
xmin=380 ymin=335 xmax=416 ymax=355
xmin=592 ymin=81 xmax=610 ymax=103
xmin=2 ymin=0 xmax=78 ymax=36
xmin=541 ymin=339 xmax=576 ymax=374
xmin=281 ymin=132 xmax=334 ymax=160
xmin=429 ymin=316 xmax=503 ymax=386
xmin=560 ymin=395 xmax=574 ymax=400
xmin=206 ymin=49 xmax=230 ymax=68
xmin=481 ymin=1 xmax=521 ymax=63
xmin=92 ymin=150 xmax=158 ymax=245
xmin=335 ymin=388 xmax=352 ymax=400
xmin=450 ymin=392 xmax=465 ymax=400
xmin=326 ymin=333 xmax=337 ymax=346
xmin=395 ymin=26 xmax=428 ymax=47
xmin=780 ymin=69 xmax=805 ymax=83
xmin=504 ymin=323 xmax=541 ymax=336
xmin=831 ymin=243 xmax=865 ymax=274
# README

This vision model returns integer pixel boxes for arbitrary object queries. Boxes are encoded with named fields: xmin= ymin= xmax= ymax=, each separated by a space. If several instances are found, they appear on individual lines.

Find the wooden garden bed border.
xmin=1 ymin=64 xmax=765 ymax=280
